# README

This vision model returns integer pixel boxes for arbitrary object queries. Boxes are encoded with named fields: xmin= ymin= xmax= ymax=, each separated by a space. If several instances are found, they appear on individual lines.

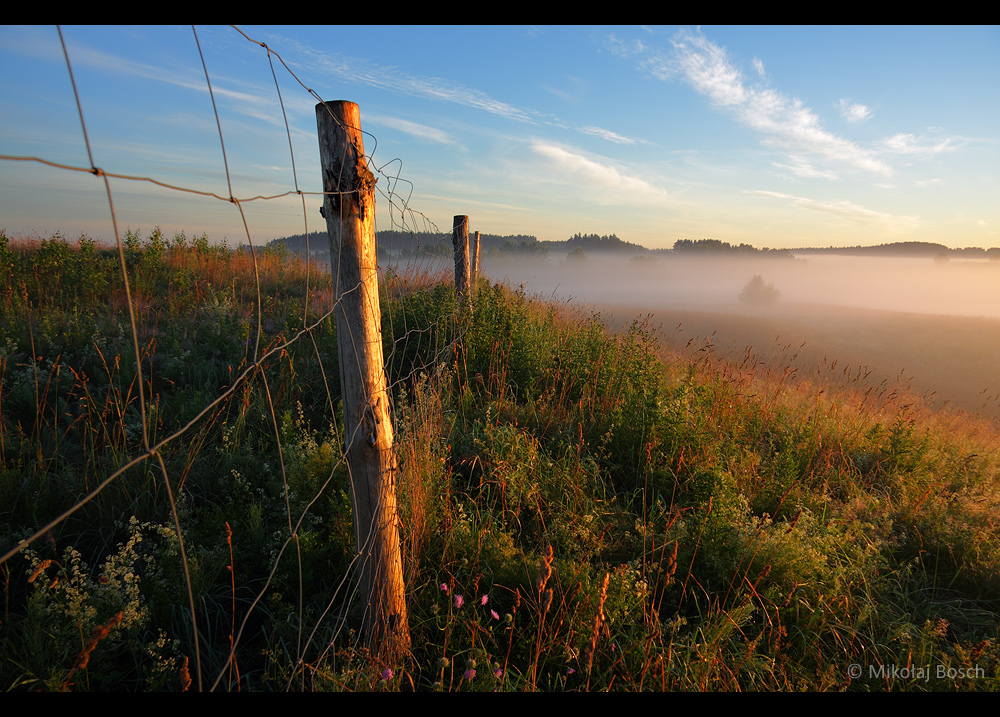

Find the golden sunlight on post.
xmin=472 ymin=230 xmax=481 ymax=286
xmin=315 ymin=100 xmax=410 ymax=659
xmin=452 ymin=215 xmax=472 ymax=306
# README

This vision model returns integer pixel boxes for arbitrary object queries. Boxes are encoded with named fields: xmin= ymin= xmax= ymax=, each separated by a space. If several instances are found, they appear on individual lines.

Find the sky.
xmin=1 ymin=25 xmax=998 ymax=251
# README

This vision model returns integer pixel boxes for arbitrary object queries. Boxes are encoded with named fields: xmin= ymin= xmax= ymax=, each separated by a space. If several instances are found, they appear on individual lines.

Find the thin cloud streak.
xmin=579 ymin=126 xmax=640 ymax=145
xmin=283 ymin=38 xmax=539 ymax=125
xmin=881 ymin=133 xmax=955 ymax=157
xmin=748 ymin=189 xmax=919 ymax=232
xmin=531 ymin=142 xmax=669 ymax=202
xmin=772 ymin=158 xmax=839 ymax=180
xmin=52 ymin=36 xmax=298 ymax=135
xmin=367 ymin=115 xmax=458 ymax=146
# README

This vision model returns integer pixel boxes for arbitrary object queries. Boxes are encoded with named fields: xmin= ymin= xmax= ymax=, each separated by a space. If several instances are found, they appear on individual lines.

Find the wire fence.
xmin=0 ymin=25 xmax=468 ymax=690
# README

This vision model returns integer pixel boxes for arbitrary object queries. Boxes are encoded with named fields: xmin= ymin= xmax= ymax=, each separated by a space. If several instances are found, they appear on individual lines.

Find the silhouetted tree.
xmin=739 ymin=275 xmax=781 ymax=306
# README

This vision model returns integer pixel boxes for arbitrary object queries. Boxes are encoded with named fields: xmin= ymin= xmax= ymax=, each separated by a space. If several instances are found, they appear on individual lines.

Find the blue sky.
xmin=1 ymin=25 xmax=997 ymax=250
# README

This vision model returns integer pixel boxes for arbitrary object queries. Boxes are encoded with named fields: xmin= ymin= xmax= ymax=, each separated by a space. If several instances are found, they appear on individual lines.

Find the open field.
xmin=478 ymin=252 xmax=1000 ymax=426
xmin=595 ymin=300 xmax=1000 ymax=425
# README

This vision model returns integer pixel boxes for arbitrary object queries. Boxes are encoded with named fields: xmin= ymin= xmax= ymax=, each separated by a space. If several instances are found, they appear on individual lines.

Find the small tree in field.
xmin=739 ymin=274 xmax=781 ymax=306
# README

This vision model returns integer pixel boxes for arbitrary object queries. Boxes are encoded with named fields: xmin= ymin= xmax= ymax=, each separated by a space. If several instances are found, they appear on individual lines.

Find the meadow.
xmin=2 ymin=230 xmax=1000 ymax=691
xmin=483 ymin=251 xmax=1000 ymax=423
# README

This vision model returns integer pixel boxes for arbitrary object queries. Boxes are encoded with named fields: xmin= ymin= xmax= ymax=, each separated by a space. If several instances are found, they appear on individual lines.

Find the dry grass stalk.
xmin=584 ymin=573 xmax=610 ymax=674
xmin=664 ymin=540 xmax=678 ymax=584
xmin=180 ymin=656 xmax=192 ymax=692
xmin=62 ymin=610 xmax=123 ymax=690
xmin=537 ymin=544 xmax=554 ymax=594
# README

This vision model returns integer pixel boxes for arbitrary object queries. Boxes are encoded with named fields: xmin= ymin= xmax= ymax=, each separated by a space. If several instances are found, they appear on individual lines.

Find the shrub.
xmin=739 ymin=274 xmax=781 ymax=306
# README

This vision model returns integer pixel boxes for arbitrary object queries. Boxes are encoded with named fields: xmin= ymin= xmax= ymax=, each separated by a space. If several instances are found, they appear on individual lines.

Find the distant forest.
xmin=791 ymin=241 xmax=1000 ymax=259
xmin=559 ymin=233 xmax=648 ymax=254
xmin=267 ymin=233 xmax=1000 ymax=262
xmin=267 ymin=230 xmax=543 ymax=261
xmin=670 ymin=238 xmax=793 ymax=257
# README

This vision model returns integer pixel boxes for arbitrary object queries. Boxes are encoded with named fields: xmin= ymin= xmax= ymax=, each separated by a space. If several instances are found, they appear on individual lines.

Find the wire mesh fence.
xmin=0 ymin=25 xmax=470 ymax=691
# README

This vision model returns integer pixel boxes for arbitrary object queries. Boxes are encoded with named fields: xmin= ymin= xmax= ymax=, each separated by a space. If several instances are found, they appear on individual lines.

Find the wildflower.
xmin=464 ymin=668 xmax=476 ymax=681
xmin=494 ymin=668 xmax=503 ymax=679
xmin=440 ymin=583 xmax=448 ymax=593
xmin=454 ymin=594 xmax=464 ymax=609
xmin=567 ymin=668 xmax=576 ymax=675
xmin=382 ymin=668 xmax=393 ymax=681
xmin=480 ymin=594 xmax=488 ymax=606
xmin=491 ymin=609 xmax=499 ymax=620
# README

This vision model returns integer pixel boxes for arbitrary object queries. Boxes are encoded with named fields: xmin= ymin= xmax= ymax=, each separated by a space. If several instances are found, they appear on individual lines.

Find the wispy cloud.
xmin=43 ymin=34 xmax=297 ymax=135
xmin=619 ymin=29 xmax=894 ymax=179
xmin=284 ymin=38 xmax=539 ymax=125
xmin=531 ymin=142 xmax=668 ymax=202
xmin=747 ymin=189 xmax=919 ymax=232
xmin=543 ymin=74 xmax=590 ymax=104
xmin=772 ymin=158 xmax=840 ymax=180
xmin=881 ymin=133 xmax=955 ymax=157
xmin=579 ymin=126 xmax=641 ymax=145
xmin=837 ymin=99 xmax=872 ymax=123
xmin=605 ymin=34 xmax=647 ymax=59
xmin=367 ymin=115 xmax=458 ymax=146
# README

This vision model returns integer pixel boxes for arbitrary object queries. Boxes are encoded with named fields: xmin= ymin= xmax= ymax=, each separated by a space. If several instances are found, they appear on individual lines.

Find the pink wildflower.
xmin=494 ymin=668 xmax=503 ymax=679
xmin=439 ymin=583 xmax=448 ymax=593
xmin=464 ymin=668 xmax=476 ymax=681
xmin=481 ymin=594 xmax=488 ymax=606
xmin=491 ymin=609 xmax=499 ymax=620
xmin=381 ymin=668 xmax=393 ymax=680
xmin=454 ymin=594 xmax=464 ymax=609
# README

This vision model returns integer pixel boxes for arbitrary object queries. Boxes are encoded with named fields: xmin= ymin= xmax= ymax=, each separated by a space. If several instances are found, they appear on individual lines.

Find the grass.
xmin=2 ymin=229 xmax=1000 ymax=690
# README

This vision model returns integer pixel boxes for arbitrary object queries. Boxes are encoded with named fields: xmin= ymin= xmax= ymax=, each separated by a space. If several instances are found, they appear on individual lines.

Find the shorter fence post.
xmin=452 ymin=215 xmax=471 ymax=306
xmin=472 ymin=230 xmax=481 ymax=287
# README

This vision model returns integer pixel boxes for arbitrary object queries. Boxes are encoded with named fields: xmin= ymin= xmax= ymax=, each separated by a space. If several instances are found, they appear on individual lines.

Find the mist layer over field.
xmin=480 ymin=253 xmax=1000 ymax=318
xmin=458 ymin=252 xmax=1000 ymax=422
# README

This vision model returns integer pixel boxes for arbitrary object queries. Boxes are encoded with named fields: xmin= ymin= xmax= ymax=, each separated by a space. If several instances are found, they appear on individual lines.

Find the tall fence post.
xmin=452 ymin=215 xmax=471 ymax=305
xmin=315 ymin=100 xmax=410 ymax=659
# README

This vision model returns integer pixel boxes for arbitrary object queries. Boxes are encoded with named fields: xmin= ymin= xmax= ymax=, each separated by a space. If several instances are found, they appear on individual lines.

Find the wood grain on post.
xmin=472 ymin=230 xmax=481 ymax=286
xmin=315 ymin=100 xmax=409 ymax=658
xmin=452 ymin=215 xmax=471 ymax=305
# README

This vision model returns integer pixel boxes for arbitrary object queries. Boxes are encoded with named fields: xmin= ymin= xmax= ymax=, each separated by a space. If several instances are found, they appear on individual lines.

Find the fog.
xmin=479 ymin=253 xmax=1000 ymax=319
xmin=460 ymin=251 xmax=1000 ymax=423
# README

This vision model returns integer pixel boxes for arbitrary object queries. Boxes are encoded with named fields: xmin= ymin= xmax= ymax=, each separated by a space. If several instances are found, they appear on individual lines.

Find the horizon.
xmin=1 ymin=25 xmax=997 ymax=251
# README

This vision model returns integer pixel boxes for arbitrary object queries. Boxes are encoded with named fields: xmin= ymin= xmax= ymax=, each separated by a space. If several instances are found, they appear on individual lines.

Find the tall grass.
xmin=2 ymin=230 xmax=999 ymax=690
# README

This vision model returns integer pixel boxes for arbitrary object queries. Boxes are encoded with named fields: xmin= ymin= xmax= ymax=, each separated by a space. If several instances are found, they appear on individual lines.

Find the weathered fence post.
xmin=315 ymin=100 xmax=410 ymax=658
xmin=472 ymin=230 xmax=481 ymax=286
xmin=452 ymin=215 xmax=471 ymax=305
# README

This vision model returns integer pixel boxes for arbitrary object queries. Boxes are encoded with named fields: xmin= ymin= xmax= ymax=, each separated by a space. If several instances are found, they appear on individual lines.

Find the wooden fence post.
xmin=472 ymin=230 xmax=481 ymax=285
xmin=315 ymin=100 xmax=409 ymax=659
xmin=452 ymin=215 xmax=471 ymax=305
